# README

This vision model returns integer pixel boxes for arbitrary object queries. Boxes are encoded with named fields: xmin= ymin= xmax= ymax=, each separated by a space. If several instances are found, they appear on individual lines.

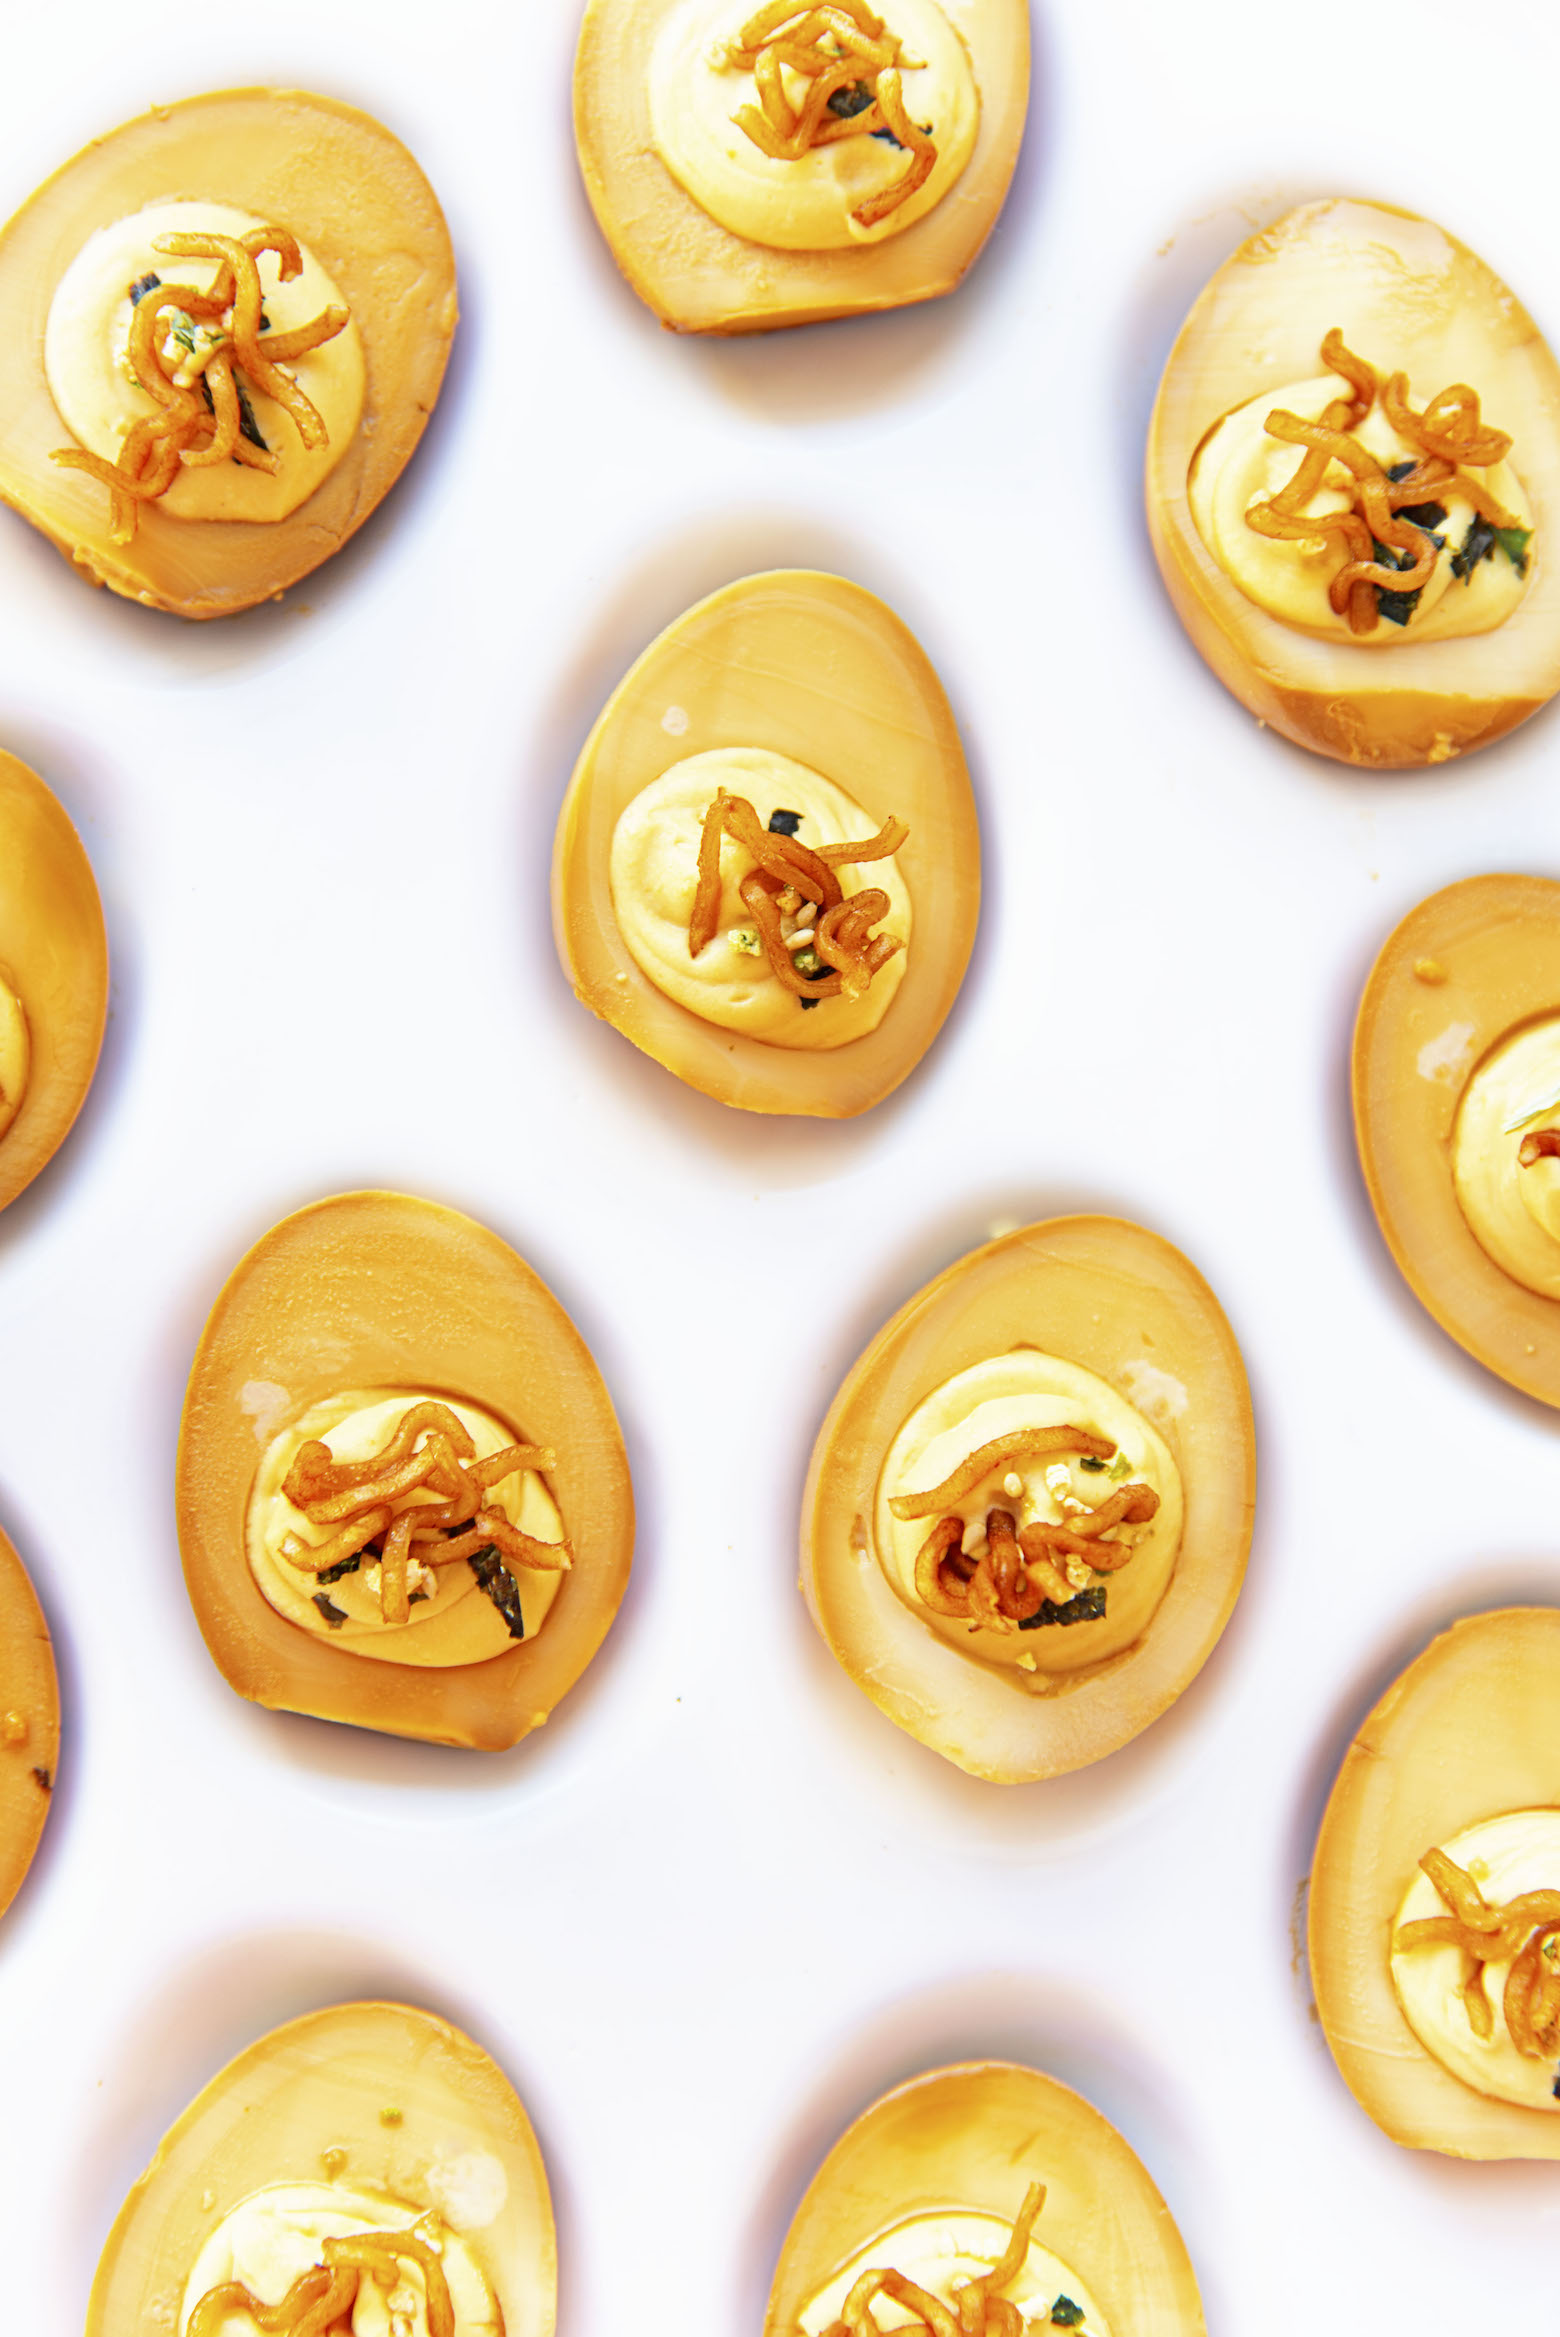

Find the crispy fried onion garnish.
xmin=819 ymin=2181 xmax=1050 ymax=2337
xmin=689 ymin=788 xmax=908 ymax=1003
xmin=52 ymin=225 xmax=350 ymax=545
xmin=1245 ymin=327 xmax=1522 ymax=637
xmin=280 ymin=1399 xmax=569 ymax=1628
xmin=890 ymin=1428 xmax=1160 ymax=1630
xmin=724 ymin=1 xmax=937 ymax=230
xmin=1518 ymin=1127 xmax=1560 ymax=1168
xmin=187 ymin=2225 xmax=455 ymax=2337
xmin=1395 ymin=1844 xmax=1560 ymax=2058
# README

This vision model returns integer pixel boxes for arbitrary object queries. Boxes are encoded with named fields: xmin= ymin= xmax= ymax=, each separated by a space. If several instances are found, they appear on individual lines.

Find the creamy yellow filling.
xmin=1391 ymin=1809 xmax=1560 ymax=2114
xmin=180 ymin=2181 xmax=499 ymax=2337
xmin=247 ymin=1390 xmax=564 ymax=1668
xmin=1452 ymin=1016 xmax=1560 ymax=1299
xmin=647 ymin=0 xmax=979 ymax=250
xmin=797 ymin=2209 xmax=1108 ymax=2335
xmin=1189 ymin=372 xmax=1531 ymax=644
xmin=46 ymin=199 xmax=365 ymax=525
xmin=0 ymin=965 xmax=29 ymax=1142
xmin=609 ymin=746 xmax=911 ymax=1049
xmin=875 ymin=1351 xmax=1183 ymax=1678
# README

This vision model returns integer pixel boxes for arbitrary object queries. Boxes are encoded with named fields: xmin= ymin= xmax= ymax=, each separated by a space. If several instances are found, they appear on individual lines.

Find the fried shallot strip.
xmin=50 ymin=222 xmax=350 ymax=542
xmin=1395 ymin=1847 xmax=1560 ymax=2057
xmin=725 ymin=2 xmax=938 ymax=228
xmin=688 ymin=788 xmax=906 ymax=1006
xmin=889 ymin=1427 xmax=1115 ymax=1522
xmin=1519 ymin=1128 xmax=1560 ymax=1167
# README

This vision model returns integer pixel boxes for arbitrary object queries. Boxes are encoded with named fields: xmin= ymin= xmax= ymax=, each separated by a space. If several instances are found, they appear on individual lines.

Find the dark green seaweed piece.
xmin=468 ymin=1545 xmax=526 ymax=1640
xmin=315 ymin=1549 xmax=365 ymax=1586
xmin=827 ymin=81 xmax=875 ymax=118
xmin=312 ymin=1592 xmax=348 ymax=1628
xmin=1078 ymin=1455 xmax=1107 ymax=1474
xmin=1370 ymin=534 xmax=1438 ymax=629
xmin=128 ymin=271 xmax=162 ymax=305
xmin=198 ymin=367 xmax=269 ymax=455
xmin=1451 ymin=513 xmax=1497 ymax=581
xmin=1495 ymin=524 xmax=1533 ymax=576
xmin=1019 ymin=1586 xmax=1107 ymax=1630
xmin=768 ymin=808 xmax=803 ymax=836
xmin=1050 ymin=2302 xmax=1085 ymax=2329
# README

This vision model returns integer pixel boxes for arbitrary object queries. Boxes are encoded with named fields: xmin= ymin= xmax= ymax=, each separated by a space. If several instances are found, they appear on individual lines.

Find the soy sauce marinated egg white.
xmin=609 ymin=745 xmax=912 ymax=1049
xmin=46 ymin=200 xmax=365 ymax=524
xmin=180 ymin=2182 xmax=500 ymax=2337
xmin=0 ymin=968 xmax=28 ymax=1142
xmin=648 ymin=0 xmax=980 ymax=250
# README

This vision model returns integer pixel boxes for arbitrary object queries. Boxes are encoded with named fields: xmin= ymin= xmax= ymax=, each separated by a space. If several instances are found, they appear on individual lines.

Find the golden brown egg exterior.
xmin=0 ymin=88 xmax=456 ymax=618
xmin=85 ymin=2000 xmax=557 ymax=2337
xmin=765 ymin=2060 xmax=1205 ymax=2335
xmin=573 ymin=0 xmax=1028 ymax=334
xmin=552 ymin=569 xmax=979 ymax=1118
xmin=0 ymin=749 xmax=107 ymax=1215
xmin=1147 ymin=199 xmax=1560 ymax=768
xmin=802 ymin=1215 xmax=1254 ymax=1780
xmin=176 ymin=1191 xmax=634 ymax=1749
xmin=1353 ymin=873 xmax=1560 ymax=1405
xmin=0 ymin=1525 xmax=59 ymax=1925
xmin=1309 ymin=1607 xmax=1560 ymax=2158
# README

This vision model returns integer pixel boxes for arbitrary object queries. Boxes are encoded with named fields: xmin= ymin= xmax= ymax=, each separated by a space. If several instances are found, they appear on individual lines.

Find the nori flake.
xmin=316 ymin=1549 xmax=365 ymax=1586
xmin=1050 ymin=2302 xmax=1085 ymax=2329
xmin=312 ymin=1591 xmax=349 ymax=1628
xmin=1019 ymin=1586 xmax=1108 ymax=1630
xmin=827 ymin=81 xmax=875 ymax=119
xmin=200 ymin=367 xmax=269 ymax=455
xmin=1370 ymin=536 xmax=1436 ymax=629
xmin=1078 ymin=1455 xmax=1107 ymax=1473
xmin=469 ymin=1545 xmax=526 ymax=1640
xmin=768 ymin=808 xmax=803 ymax=835
xmin=1451 ymin=513 xmax=1498 ymax=580
xmin=128 ymin=272 xmax=162 ymax=305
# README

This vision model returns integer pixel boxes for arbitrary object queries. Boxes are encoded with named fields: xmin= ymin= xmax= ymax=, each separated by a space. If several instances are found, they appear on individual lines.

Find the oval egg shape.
xmin=1148 ymin=198 xmax=1560 ymax=768
xmin=765 ymin=2060 xmax=1205 ymax=2336
xmin=802 ymin=1215 xmax=1254 ymax=1780
xmin=0 ymin=88 xmax=456 ymax=618
xmin=552 ymin=569 xmax=979 ymax=1119
xmin=0 ymin=749 xmax=108 ymax=1215
xmin=176 ymin=1191 xmax=634 ymax=1749
xmin=0 ymin=1523 xmax=59 ymax=1925
xmin=1353 ymin=873 xmax=1560 ymax=1407
xmin=573 ymin=0 xmax=1029 ymax=334
xmin=86 ymin=2000 xmax=556 ymax=2337
xmin=1309 ymin=1606 xmax=1560 ymax=2159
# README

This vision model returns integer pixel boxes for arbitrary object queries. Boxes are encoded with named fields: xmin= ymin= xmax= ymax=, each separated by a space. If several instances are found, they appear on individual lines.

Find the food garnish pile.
xmin=690 ymin=789 xmax=907 ymax=1007
xmin=817 ymin=2183 xmax=1088 ymax=2335
xmin=1396 ymin=1845 xmax=1560 ymax=2065
xmin=891 ymin=1427 xmax=1159 ymax=1632
xmin=53 ymin=225 xmax=350 ymax=543
xmin=187 ymin=2223 xmax=454 ymax=2337
xmin=281 ymin=1399 xmax=568 ymax=1635
xmin=723 ymin=0 xmax=937 ymax=229
xmin=1248 ymin=328 xmax=1531 ymax=636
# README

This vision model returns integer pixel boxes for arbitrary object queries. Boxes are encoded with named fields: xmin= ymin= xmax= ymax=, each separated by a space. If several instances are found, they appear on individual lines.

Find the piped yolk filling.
xmin=725 ymin=0 xmax=939 ymax=231
xmin=0 ymin=968 xmax=29 ymax=1143
xmin=689 ymin=786 xmax=907 ymax=1002
xmin=799 ymin=2184 xmax=1106 ymax=2335
xmin=1191 ymin=326 xmax=1533 ymax=644
xmin=181 ymin=2182 xmax=500 ymax=2337
xmin=1452 ymin=1015 xmax=1560 ymax=1301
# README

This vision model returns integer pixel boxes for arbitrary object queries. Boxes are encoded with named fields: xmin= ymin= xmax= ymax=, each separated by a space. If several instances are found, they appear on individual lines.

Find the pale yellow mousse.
xmin=247 ymin=1391 xmax=564 ymax=1667
xmin=876 ymin=1352 xmax=1183 ymax=1677
xmin=180 ymin=2181 xmax=499 ymax=2337
xmin=1453 ymin=1017 xmax=1560 ymax=1299
xmin=45 ymin=199 xmax=364 ymax=524
xmin=1189 ymin=372 xmax=1532 ymax=644
xmin=1392 ymin=1809 xmax=1560 ymax=2114
xmin=609 ymin=746 xmax=911 ymax=1049
xmin=647 ymin=0 xmax=979 ymax=250
xmin=797 ymin=2209 xmax=1107 ymax=2335
xmin=0 ymin=965 xmax=29 ymax=1142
